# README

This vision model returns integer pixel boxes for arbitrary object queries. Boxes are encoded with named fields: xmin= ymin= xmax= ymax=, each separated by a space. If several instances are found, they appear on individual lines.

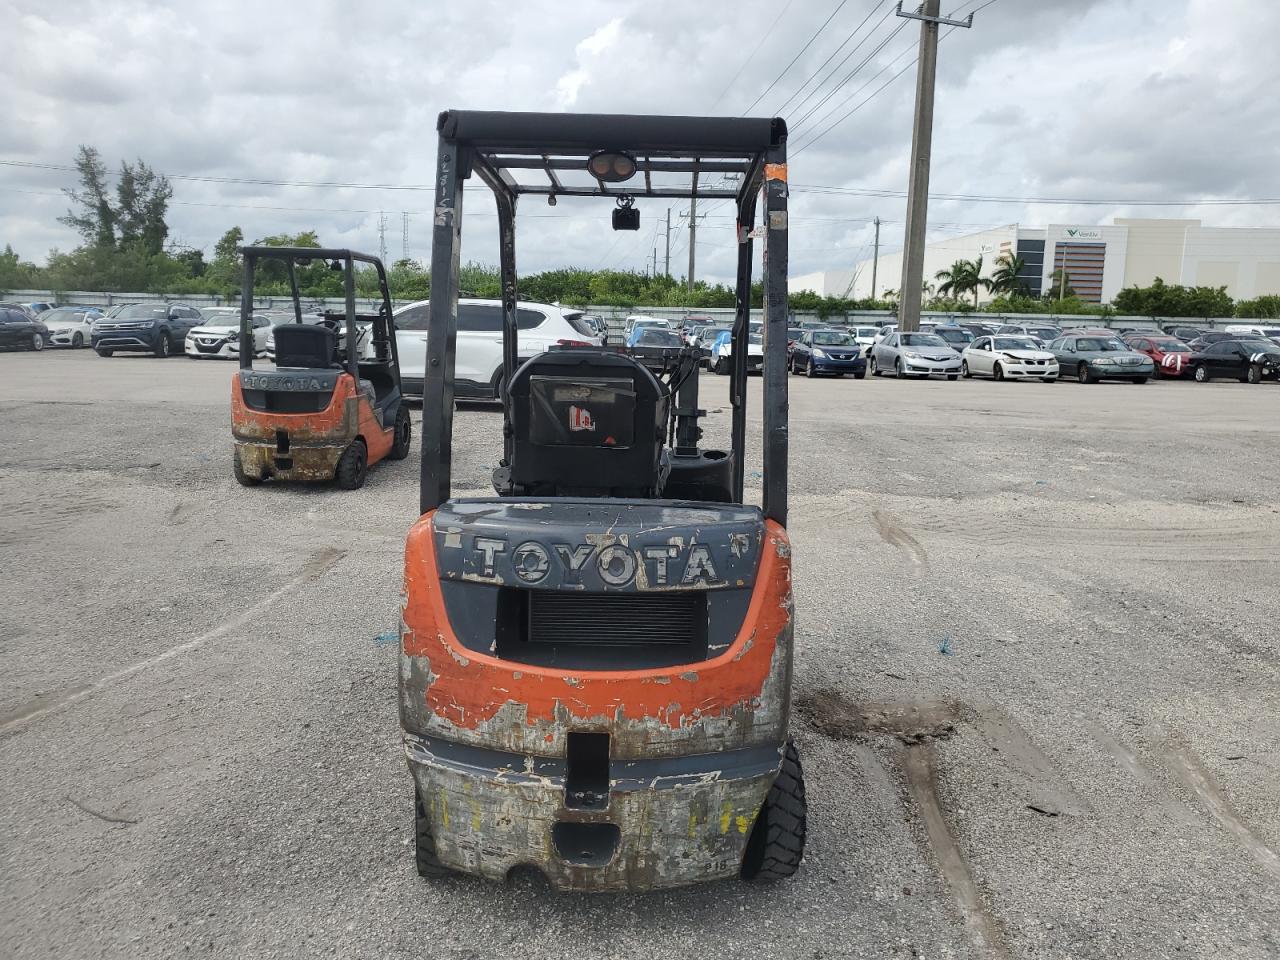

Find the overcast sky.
xmin=3 ymin=0 xmax=1278 ymax=285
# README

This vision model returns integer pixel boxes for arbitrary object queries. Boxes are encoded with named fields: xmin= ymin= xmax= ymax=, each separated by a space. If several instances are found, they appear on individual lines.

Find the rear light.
xmin=557 ymin=339 xmax=592 ymax=347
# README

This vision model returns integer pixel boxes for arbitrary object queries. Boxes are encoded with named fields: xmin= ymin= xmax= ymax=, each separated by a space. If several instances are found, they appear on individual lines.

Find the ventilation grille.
xmin=528 ymin=592 xmax=704 ymax=647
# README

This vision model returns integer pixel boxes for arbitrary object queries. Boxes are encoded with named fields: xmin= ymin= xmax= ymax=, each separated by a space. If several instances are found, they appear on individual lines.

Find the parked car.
xmin=1185 ymin=332 xmax=1239 ymax=352
xmin=867 ymin=323 xmax=898 ymax=357
xmin=789 ymin=329 xmax=866 ymax=378
xmin=1188 ymin=338 xmax=1280 ymax=384
xmin=871 ymin=332 xmax=962 ymax=380
xmin=25 ymin=301 xmax=56 ymax=314
xmin=961 ymin=335 xmax=1058 ymax=382
xmin=708 ymin=328 xmax=763 ymax=375
xmin=185 ymin=310 xmax=274 ymax=359
xmin=958 ymin=321 xmax=1002 ymax=338
xmin=1047 ymin=334 xmax=1154 ymax=383
xmin=40 ymin=307 xmax=98 ymax=348
xmin=996 ymin=323 xmax=1061 ymax=345
xmin=392 ymin=299 xmax=600 ymax=400
xmin=91 ymin=303 xmax=204 ymax=357
xmin=1163 ymin=325 xmax=1210 ymax=341
xmin=0 ymin=306 xmax=50 ymax=350
xmin=626 ymin=327 xmax=686 ymax=372
xmin=622 ymin=315 xmax=672 ymax=341
xmin=0 ymin=301 xmax=39 ymax=320
xmin=1121 ymin=333 xmax=1195 ymax=378
xmin=1224 ymin=324 xmax=1280 ymax=344
xmin=932 ymin=324 xmax=975 ymax=353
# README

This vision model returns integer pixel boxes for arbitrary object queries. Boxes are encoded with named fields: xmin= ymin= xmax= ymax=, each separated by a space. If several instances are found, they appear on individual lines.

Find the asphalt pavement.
xmin=1 ymin=350 xmax=1278 ymax=959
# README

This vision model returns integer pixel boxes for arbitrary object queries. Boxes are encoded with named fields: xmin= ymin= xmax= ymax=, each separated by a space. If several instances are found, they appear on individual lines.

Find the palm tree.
xmin=990 ymin=253 xmax=1027 ymax=295
xmin=934 ymin=256 xmax=992 ymax=307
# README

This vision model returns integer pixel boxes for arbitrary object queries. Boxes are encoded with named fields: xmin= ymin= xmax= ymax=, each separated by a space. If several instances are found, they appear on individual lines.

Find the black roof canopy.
xmin=439 ymin=109 xmax=788 ymax=200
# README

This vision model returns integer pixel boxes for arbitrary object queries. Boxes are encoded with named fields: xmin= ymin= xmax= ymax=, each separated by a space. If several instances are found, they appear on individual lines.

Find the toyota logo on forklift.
xmin=399 ymin=108 xmax=801 ymax=892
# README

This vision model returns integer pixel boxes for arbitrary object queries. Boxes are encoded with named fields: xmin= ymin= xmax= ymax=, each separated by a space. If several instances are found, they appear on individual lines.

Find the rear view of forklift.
xmin=231 ymin=247 xmax=412 ymax=488
xmin=400 ymin=111 xmax=801 ymax=891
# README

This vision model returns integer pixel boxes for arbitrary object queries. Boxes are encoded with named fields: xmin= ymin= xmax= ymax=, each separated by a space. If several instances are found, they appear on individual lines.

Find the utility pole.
xmin=895 ymin=0 xmax=973 ymax=331
xmin=687 ymin=194 xmax=698 ymax=291
xmin=871 ymin=216 xmax=881 ymax=300
xmin=665 ymin=208 xmax=672 ymax=278
xmin=401 ymin=212 xmax=410 ymax=262
xmin=377 ymin=211 xmax=388 ymax=264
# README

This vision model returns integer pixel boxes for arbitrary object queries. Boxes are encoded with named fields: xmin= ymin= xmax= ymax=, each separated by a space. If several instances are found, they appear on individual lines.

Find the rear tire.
xmin=414 ymin=787 xmax=452 ymax=879
xmin=335 ymin=438 xmax=368 ymax=489
xmin=741 ymin=738 xmax=806 ymax=881
xmin=388 ymin=405 xmax=412 ymax=460
xmin=232 ymin=450 xmax=261 ymax=487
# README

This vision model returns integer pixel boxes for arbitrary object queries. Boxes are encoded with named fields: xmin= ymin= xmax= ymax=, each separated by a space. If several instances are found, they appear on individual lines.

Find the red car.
xmin=1123 ymin=333 xmax=1195 ymax=377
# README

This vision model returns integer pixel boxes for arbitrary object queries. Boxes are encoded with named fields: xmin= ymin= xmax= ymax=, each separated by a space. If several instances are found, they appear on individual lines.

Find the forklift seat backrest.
xmin=274 ymin=324 xmax=338 ymax=369
xmin=503 ymin=349 xmax=669 ymax=498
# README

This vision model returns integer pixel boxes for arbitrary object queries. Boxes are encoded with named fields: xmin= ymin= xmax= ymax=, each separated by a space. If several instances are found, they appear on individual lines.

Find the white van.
xmin=1224 ymin=324 xmax=1280 ymax=342
xmin=393 ymin=299 xmax=603 ymax=400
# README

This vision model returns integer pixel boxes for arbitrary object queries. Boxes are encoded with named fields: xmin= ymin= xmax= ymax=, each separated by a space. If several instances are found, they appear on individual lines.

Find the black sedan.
xmin=0 ymin=306 xmax=50 ymax=351
xmin=789 ymin=329 xmax=867 ymax=378
xmin=1188 ymin=339 xmax=1280 ymax=384
xmin=626 ymin=327 xmax=687 ymax=372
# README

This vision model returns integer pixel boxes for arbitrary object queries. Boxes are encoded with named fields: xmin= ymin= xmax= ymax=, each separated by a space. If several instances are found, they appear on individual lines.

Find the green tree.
xmin=934 ymin=256 xmax=991 ymax=307
xmin=1044 ymin=269 xmax=1076 ymax=300
xmin=59 ymin=146 xmax=117 ymax=247
xmin=1235 ymin=294 xmax=1280 ymax=319
xmin=1112 ymin=277 xmax=1233 ymax=318
xmin=989 ymin=253 xmax=1027 ymax=295
xmin=0 ymin=245 xmax=41 ymax=292
xmin=114 ymin=159 xmax=173 ymax=254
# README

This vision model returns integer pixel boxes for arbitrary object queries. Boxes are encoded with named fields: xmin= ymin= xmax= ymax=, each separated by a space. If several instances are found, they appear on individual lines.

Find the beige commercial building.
xmin=791 ymin=218 xmax=1280 ymax=305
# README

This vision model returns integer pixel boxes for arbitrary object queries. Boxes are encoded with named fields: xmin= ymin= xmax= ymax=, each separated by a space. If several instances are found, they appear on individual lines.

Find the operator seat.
xmin=273 ymin=324 xmax=338 ymax=369
xmin=494 ymin=348 xmax=670 ymax=498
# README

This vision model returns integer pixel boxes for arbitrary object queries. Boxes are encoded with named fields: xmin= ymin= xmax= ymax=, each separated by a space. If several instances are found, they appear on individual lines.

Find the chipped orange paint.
xmin=230 ymin=372 xmax=395 ymax=464
xmin=764 ymin=162 xmax=788 ymax=182
xmin=402 ymin=512 xmax=791 ymax=731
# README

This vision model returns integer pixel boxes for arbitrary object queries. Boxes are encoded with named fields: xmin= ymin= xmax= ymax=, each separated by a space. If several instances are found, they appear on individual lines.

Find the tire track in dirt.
xmin=871 ymin=509 xmax=929 ymax=571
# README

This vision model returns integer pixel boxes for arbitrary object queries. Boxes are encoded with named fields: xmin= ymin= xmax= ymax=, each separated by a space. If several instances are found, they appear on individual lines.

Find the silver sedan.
xmin=870 ymin=332 xmax=962 ymax=380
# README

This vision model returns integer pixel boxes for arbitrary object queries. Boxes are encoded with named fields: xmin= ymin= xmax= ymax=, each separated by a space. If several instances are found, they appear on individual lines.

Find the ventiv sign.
xmin=1059 ymin=227 xmax=1103 ymax=241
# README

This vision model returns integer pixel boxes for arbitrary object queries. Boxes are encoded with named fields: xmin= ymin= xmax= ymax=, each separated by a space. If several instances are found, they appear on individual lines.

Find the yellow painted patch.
xmin=439 ymin=788 xmax=450 ymax=830
xmin=719 ymin=801 xmax=733 ymax=835
xmin=735 ymin=814 xmax=751 ymax=835
xmin=687 ymin=813 xmax=698 ymax=839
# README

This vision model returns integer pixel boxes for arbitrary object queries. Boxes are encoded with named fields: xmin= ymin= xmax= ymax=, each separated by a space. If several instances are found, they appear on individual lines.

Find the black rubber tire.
xmin=335 ymin=438 xmax=368 ymax=490
xmin=1193 ymin=364 xmax=1209 ymax=383
xmin=993 ymin=361 xmax=1004 ymax=382
xmin=870 ymin=357 xmax=881 ymax=377
xmin=72 ymin=332 xmax=83 ymax=348
xmin=854 ymin=370 xmax=866 ymax=380
xmin=388 ymin=406 xmax=412 ymax=460
xmin=232 ymin=450 xmax=261 ymax=487
xmin=414 ymin=787 xmax=452 ymax=879
xmin=31 ymin=333 xmax=44 ymax=352
xmin=741 ymin=738 xmax=806 ymax=881
xmin=805 ymin=359 xmax=815 ymax=378
xmin=1132 ymin=377 xmax=1148 ymax=385
xmin=961 ymin=360 xmax=972 ymax=378
xmin=1078 ymin=362 xmax=1094 ymax=384
xmin=96 ymin=348 xmax=113 ymax=357
xmin=154 ymin=331 xmax=172 ymax=358
xmin=894 ymin=358 xmax=904 ymax=379
xmin=1246 ymin=364 xmax=1261 ymax=385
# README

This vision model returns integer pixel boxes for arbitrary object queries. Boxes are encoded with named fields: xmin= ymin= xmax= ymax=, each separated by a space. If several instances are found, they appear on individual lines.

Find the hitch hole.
xmin=551 ymin=821 xmax=620 ymax=867
xmin=565 ymin=731 xmax=610 ymax=810
xmin=276 ymin=429 xmax=290 ymax=454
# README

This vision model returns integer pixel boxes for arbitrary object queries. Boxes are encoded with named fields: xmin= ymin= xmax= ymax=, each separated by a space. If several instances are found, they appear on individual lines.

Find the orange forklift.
xmin=230 ymin=247 xmax=411 ymax=489
xmin=399 ymin=110 xmax=803 ymax=890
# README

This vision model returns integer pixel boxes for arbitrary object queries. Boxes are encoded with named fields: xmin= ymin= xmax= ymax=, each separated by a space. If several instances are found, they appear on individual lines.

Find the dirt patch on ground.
xmin=797 ymin=688 xmax=959 ymax=743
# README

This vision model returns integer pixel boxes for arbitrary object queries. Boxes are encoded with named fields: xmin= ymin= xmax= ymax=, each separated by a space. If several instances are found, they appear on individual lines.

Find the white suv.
xmin=393 ymin=299 xmax=602 ymax=400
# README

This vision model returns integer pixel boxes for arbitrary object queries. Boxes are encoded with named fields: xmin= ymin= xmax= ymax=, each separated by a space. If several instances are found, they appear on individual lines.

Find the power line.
xmin=791 ymin=18 xmax=909 ymax=130
xmin=771 ymin=0 xmax=890 ymax=116
xmin=741 ymin=0 xmax=852 ymax=115
xmin=709 ymin=0 xmax=797 ymax=109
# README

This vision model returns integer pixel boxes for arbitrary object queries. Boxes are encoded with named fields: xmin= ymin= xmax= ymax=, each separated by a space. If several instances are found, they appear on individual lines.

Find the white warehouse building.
xmin=791 ymin=218 xmax=1280 ymax=305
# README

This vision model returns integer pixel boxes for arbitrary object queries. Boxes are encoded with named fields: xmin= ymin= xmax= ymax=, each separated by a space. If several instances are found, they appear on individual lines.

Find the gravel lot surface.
xmin=2 ymin=350 xmax=1278 ymax=960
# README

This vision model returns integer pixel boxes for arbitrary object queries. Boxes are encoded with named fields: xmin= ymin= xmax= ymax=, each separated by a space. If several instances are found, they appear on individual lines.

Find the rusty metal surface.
xmin=398 ymin=509 xmax=794 ymax=889
xmin=234 ymin=442 xmax=343 ymax=481
xmin=406 ymin=737 xmax=777 ymax=891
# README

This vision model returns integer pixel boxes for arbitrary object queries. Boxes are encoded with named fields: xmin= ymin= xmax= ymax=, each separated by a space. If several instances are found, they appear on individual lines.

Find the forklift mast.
xmin=418 ymin=110 xmax=789 ymax=520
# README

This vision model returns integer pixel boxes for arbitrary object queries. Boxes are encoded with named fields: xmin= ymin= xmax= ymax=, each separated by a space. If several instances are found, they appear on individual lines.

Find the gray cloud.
xmin=2 ymin=0 xmax=1277 ymax=285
